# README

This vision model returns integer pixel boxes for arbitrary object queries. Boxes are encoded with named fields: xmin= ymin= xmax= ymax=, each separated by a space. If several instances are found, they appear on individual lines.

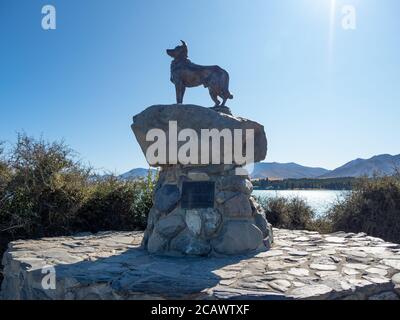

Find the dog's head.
xmin=166 ymin=40 xmax=188 ymax=60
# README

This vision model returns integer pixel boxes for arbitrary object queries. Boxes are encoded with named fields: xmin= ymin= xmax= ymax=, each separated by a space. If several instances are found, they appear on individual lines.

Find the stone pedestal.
xmin=131 ymin=104 xmax=273 ymax=256
xmin=142 ymin=164 xmax=273 ymax=256
xmin=209 ymin=105 xmax=232 ymax=115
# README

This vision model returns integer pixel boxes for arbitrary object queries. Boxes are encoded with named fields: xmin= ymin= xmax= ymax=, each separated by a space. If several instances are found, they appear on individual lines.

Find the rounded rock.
xmin=154 ymin=184 xmax=180 ymax=213
xmin=212 ymin=221 xmax=264 ymax=255
xmin=155 ymin=211 xmax=185 ymax=238
xmin=222 ymin=194 xmax=252 ymax=218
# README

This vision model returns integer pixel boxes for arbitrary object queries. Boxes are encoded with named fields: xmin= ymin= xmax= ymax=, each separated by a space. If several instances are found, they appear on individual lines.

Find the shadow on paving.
xmin=49 ymin=246 xmax=276 ymax=299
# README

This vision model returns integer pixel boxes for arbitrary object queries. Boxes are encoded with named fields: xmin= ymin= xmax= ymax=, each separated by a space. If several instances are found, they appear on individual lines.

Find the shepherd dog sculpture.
xmin=167 ymin=41 xmax=233 ymax=106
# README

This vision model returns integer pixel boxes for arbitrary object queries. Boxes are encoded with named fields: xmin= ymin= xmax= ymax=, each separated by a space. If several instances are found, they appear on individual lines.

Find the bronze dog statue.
xmin=166 ymin=41 xmax=233 ymax=106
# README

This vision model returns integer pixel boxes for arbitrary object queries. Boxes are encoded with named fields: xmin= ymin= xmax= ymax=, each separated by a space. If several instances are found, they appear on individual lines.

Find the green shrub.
xmin=0 ymin=142 xmax=11 ymax=196
xmin=0 ymin=134 xmax=155 ymax=260
xmin=327 ymin=174 xmax=400 ymax=243
xmin=0 ymin=134 xmax=90 ymax=238
xmin=257 ymin=196 xmax=316 ymax=230
xmin=75 ymin=173 xmax=154 ymax=232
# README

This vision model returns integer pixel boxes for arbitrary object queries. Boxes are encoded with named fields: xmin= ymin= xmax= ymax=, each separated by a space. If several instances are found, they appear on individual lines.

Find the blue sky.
xmin=1 ymin=0 xmax=399 ymax=173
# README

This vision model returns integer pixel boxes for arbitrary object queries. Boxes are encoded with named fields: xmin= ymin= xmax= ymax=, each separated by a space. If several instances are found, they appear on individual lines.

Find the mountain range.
xmin=319 ymin=154 xmax=400 ymax=179
xmin=251 ymin=162 xmax=329 ymax=180
xmin=120 ymin=168 xmax=158 ymax=180
xmin=121 ymin=154 xmax=400 ymax=180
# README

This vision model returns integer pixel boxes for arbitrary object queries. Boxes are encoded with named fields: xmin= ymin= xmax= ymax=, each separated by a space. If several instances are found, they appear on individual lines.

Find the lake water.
xmin=252 ymin=190 xmax=350 ymax=217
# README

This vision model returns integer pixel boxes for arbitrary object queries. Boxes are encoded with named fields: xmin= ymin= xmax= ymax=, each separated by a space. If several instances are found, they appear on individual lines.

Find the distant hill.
xmin=251 ymin=162 xmax=329 ymax=180
xmin=119 ymin=168 xmax=157 ymax=180
xmin=120 ymin=164 xmax=328 ymax=181
xmin=320 ymin=154 xmax=400 ymax=179
xmin=120 ymin=154 xmax=400 ymax=181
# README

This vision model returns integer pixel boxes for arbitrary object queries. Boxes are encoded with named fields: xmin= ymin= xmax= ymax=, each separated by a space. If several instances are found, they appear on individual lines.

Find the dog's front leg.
xmin=175 ymin=84 xmax=185 ymax=104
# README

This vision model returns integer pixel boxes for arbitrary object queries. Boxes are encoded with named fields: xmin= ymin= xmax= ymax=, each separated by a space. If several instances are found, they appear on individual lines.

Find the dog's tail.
xmin=225 ymin=91 xmax=233 ymax=100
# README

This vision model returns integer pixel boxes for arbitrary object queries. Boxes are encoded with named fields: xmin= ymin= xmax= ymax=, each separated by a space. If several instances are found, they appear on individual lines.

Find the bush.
xmin=0 ymin=134 xmax=155 ymax=259
xmin=0 ymin=142 xmax=11 ymax=196
xmin=75 ymin=173 xmax=154 ymax=232
xmin=257 ymin=196 xmax=317 ymax=230
xmin=327 ymin=174 xmax=400 ymax=243
xmin=0 ymin=134 xmax=91 ymax=238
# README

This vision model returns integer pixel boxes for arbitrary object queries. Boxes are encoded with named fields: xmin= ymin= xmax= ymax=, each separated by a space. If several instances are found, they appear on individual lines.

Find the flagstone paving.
xmin=1 ymin=229 xmax=400 ymax=300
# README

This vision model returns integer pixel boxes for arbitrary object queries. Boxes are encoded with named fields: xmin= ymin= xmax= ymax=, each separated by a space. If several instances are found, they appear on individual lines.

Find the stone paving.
xmin=1 ymin=229 xmax=400 ymax=300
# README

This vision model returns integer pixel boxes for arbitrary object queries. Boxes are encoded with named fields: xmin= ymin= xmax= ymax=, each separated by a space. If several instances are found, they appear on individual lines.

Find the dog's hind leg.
xmin=220 ymin=90 xmax=233 ymax=106
xmin=209 ymin=88 xmax=220 ymax=106
xmin=221 ymin=97 xmax=227 ymax=107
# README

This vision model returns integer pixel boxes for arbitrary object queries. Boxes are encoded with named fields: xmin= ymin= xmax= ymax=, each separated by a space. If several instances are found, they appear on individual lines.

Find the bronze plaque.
xmin=181 ymin=181 xmax=215 ymax=209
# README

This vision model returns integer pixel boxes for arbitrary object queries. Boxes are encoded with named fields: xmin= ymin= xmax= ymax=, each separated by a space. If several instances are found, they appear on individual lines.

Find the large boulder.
xmin=131 ymin=104 xmax=267 ymax=166
xmin=154 ymin=184 xmax=180 ymax=213
xmin=222 ymin=194 xmax=253 ymax=218
xmin=155 ymin=211 xmax=185 ymax=238
xmin=147 ymin=231 xmax=168 ymax=253
xmin=212 ymin=221 xmax=265 ymax=255
xmin=170 ymin=229 xmax=211 ymax=256
xmin=217 ymin=176 xmax=253 ymax=195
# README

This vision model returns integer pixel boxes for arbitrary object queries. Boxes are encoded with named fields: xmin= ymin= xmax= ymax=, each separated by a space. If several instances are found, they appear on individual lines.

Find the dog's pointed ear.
xmin=180 ymin=40 xmax=187 ymax=47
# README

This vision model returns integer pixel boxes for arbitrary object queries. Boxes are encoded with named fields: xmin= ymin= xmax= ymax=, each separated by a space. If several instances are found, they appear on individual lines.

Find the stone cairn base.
xmin=131 ymin=104 xmax=273 ymax=257
xmin=1 ymin=229 xmax=400 ymax=300
xmin=142 ymin=164 xmax=273 ymax=256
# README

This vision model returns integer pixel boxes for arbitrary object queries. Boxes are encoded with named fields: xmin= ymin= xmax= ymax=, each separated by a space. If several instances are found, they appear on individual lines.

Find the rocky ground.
xmin=1 ymin=229 xmax=400 ymax=300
